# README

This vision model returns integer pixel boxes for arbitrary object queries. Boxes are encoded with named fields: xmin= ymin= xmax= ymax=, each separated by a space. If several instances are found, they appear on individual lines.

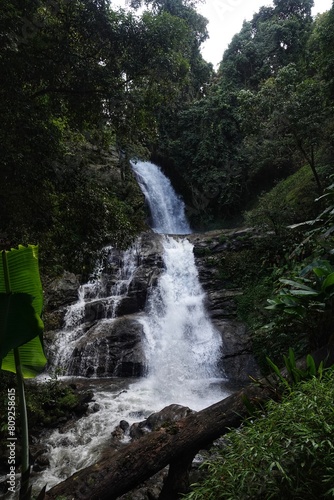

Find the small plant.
xmin=266 ymin=348 xmax=324 ymax=392
xmin=266 ymin=259 xmax=334 ymax=318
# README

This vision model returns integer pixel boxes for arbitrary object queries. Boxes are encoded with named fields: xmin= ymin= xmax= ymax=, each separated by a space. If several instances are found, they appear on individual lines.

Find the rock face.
xmin=45 ymin=228 xmax=260 ymax=382
xmin=46 ymin=231 xmax=165 ymax=378
xmin=188 ymin=229 xmax=261 ymax=383
xmin=129 ymin=404 xmax=194 ymax=440
xmin=69 ymin=315 xmax=147 ymax=377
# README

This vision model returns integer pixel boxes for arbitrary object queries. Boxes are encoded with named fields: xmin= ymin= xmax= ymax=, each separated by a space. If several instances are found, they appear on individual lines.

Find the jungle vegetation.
xmin=1 ymin=0 xmax=334 ymax=498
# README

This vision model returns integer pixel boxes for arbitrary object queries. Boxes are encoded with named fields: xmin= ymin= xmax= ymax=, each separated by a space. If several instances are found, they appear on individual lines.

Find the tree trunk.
xmin=45 ymin=383 xmax=274 ymax=500
xmin=45 ymin=346 xmax=334 ymax=500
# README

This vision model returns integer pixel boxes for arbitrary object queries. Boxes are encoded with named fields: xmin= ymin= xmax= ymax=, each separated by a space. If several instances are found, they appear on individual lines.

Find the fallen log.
xmin=46 ymin=345 xmax=334 ymax=500
xmin=45 ymin=382 xmax=273 ymax=500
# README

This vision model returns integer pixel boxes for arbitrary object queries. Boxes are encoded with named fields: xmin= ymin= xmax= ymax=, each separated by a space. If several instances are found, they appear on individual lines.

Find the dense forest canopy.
xmin=0 ymin=0 xmax=213 ymax=273
xmin=158 ymin=0 xmax=334 ymax=223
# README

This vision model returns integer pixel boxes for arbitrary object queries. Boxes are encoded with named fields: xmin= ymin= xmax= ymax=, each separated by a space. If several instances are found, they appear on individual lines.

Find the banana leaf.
xmin=0 ymin=246 xmax=46 ymax=378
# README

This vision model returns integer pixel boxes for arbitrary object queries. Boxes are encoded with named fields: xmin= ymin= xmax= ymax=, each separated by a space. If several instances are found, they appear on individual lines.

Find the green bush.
xmin=244 ymin=165 xmax=319 ymax=234
xmin=185 ymin=370 xmax=334 ymax=499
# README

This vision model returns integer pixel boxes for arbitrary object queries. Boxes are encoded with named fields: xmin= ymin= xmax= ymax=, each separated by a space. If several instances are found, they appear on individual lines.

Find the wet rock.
xmin=32 ymin=454 xmax=50 ymax=472
xmin=214 ymin=319 xmax=260 ymax=383
xmin=69 ymin=315 xmax=147 ymax=377
xmin=120 ymin=420 xmax=130 ymax=432
xmin=117 ymin=469 xmax=167 ymax=500
xmin=130 ymin=404 xmax=193 ymax=440
xmin=44 ymin=272 xmax=80 ymax=311
xmin=92 ymin=402 xmax=100 ymax=412
xmin=188 ymin=229 xmax=261 ymax=383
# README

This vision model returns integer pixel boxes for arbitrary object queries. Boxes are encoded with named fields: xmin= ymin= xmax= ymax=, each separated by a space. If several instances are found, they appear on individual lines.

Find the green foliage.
xmin=0 ymin=246 xmax=46 ymax=378
xmin=264 ymin=258 xmax=334 ymax=352
xmin=1 ymin=0 xmax=209 ymax=276
xmin=244 ymin=166 xmax=319 ymax=234
xmin=25 ymin=378 xmax=82 ymax=429
xmin=0 ymin=371 xmax=81 ymax=444
xmin=185 ymin=369 xmax=334 ymax=500
xmin=266 ymin=259 xmax=334 ymax=317
xmin=266 ymin=348 xmax=324 ymax=391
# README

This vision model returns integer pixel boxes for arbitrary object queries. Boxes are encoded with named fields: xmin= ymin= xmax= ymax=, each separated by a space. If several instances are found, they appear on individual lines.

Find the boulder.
xmin=67 ymin=315 xmax=147 ymax=377
xmin=130 ymin=404 xmax=194 ymax=440
xmin=214 ymin=319 xmax=260 ymax=382
xmin=44 ymin=271 xmax=80 ymax=311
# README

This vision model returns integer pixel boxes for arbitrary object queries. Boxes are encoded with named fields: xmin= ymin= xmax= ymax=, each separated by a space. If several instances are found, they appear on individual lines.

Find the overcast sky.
xmin=197 ymin=0 xmax=333 ymax=67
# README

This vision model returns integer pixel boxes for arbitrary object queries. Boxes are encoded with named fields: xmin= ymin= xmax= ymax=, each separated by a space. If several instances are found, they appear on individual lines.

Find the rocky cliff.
xmin=44 ymin=228 xmax=260 ymax=383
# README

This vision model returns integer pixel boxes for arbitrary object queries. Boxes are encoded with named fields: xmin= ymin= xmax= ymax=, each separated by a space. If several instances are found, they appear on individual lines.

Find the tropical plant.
xmin=266 ymin=348 xmax=324 ymax=391
xmin=0 ymin=245 xmax=47 ymax=499
xmin=266 ymin=259 xmax=334 ymax=319
xmin=185 ymin=368 xmax=334 ymax=499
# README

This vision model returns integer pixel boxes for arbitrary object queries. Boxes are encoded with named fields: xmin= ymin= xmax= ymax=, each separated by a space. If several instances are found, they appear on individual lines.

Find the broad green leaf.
xmin=306 ymin=354 xmax=316 ymax=377
xmin=313 ymin=267 xmax=329 ymax=278
xmin=279 ymin=295 xmax=302 ymax=306
xmin=280 ymin=279 xmax=316 ymax=292
xmin=322 ymin=272 xmax=334 ymax=291
xmin=0 ymin=293 xmax=44 ymax=361
xmin=0 ymin=245 xmax=46 ymax=377
xmin=1 ymin=337 xmax=47 ymax=378
xmin=0 ymin=246 xmax=43 ymax=315
xmin=289 ymin=289 xmax=319 ymax=296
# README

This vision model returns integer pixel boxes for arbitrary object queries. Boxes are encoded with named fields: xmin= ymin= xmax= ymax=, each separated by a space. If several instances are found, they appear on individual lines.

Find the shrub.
xmin=185 ymin=370 xmax=334 ymax=499
xmin=244 ymin=165 xmax=319 ymax=234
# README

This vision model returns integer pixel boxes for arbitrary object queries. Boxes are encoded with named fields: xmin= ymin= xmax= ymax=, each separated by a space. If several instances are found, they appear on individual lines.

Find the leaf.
xmin=0 ymin=246 xmax=43 ymax=315
xmin=1 ymin=337 xmax=47 ymax=378
xmin=266 ymin=356 xmax=291 ymax=390
xmin=0 ymin=293 xmax=44 ymax=361
xmin=306 ymin=354 xmax=316 ymax=377
xmin=312 ymin=267 xmax=329 ymax=278
xmin=0 ymin=246 xmax=46 ymax=378
xmin=289 ymin=289 xmax=318 ymax=296
xmin=288 ymin=348 xmax=296 ymax=369
xmin=279 ymin=279 xmax=316 ymax=292
xmin=322 ymin=272 xmax=334 ymax=291
xmin=279 ymin=295 xmax=302 ymax=306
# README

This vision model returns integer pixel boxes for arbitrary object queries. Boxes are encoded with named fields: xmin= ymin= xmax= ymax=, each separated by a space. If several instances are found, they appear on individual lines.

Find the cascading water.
xmin=50 ymin=245 xmax=139 ymax=377
xmin=131 ymin=160 xmax=191 ymax=235
xmin=130 ymin=159 xmax=223 ymax=407
xmin=31 ymin=160 xmax=228 ymax=495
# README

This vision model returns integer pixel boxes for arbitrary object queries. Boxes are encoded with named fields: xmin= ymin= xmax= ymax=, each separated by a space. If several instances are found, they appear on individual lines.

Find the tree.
xmin=243 ymin=63 xmax=328 ymax=191
xmin=1 ymin=0 xmax=209 ymax=271
xmin=219 ymin=0 xmax=314 ymax=90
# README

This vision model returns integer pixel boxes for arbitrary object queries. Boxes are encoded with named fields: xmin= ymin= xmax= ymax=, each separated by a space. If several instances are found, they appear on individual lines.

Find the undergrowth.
xmin=185 ymin=369 xmax=334 ymax=499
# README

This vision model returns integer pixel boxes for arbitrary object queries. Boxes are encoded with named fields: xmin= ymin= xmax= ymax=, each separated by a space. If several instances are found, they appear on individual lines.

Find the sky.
xmin=197 ymin=0 xmax=333 ymax=67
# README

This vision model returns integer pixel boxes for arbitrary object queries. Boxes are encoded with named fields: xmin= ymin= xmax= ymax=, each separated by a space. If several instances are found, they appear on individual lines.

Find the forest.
xmin=1 ymin=0 xmax=334 ymax=498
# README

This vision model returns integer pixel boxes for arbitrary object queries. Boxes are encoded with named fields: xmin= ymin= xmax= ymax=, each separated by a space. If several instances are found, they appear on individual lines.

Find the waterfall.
xmin=130 ymin=160 xmax=223 ymax=406
xmin=31 ymin=160 xmax=228 ymax=495
xmin=50 ymin=245 xmax=139 ymax=377
xmin=140 ymin=236 xmax=222 ymax=406
xmin=131 ymin=160 xmax=191 ymax=235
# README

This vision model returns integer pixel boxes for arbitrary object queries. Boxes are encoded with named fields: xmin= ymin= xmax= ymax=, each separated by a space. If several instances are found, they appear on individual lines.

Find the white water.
xmin=31 ymin=160 xmax=228 ymax=495
xmin=141 ymin=236 xmax=222 ymax=403
xmin=131 ymin=159 xmax=191 ymax=234
xmin=50 ymin=245 xmax=138 ymax=376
